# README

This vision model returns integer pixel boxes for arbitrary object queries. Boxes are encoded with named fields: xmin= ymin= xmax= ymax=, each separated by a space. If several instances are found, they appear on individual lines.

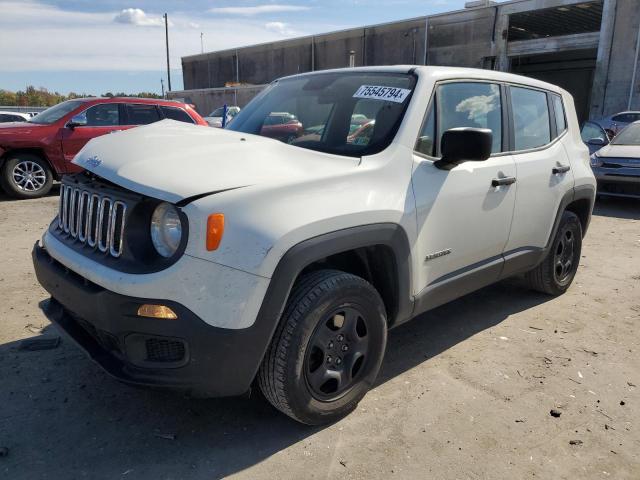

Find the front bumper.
xmin=32 ymin=243 xmax=272 ymax=397
xmin=593 ymin=167 xmax=640 ymax=198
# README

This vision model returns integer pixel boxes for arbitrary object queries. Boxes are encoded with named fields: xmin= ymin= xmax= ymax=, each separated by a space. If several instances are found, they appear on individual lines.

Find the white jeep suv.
xmin=33 ymin=66 xmax=596 ymax=425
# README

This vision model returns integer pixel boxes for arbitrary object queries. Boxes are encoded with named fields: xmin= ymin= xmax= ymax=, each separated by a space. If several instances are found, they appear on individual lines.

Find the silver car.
xmin=589 ymin=121 xmax=640 ymax=199
xmin=592 ymin=111 xmax=640 ymax=137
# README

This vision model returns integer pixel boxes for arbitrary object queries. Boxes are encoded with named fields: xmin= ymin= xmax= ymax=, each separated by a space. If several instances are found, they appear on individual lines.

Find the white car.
xmin=33 ymin=66 xmax=596 ymax=425
xmin=204 ymin=106 xmax=240 ymax=127
xmin=0 ymin=111 xmax=31 ymax=123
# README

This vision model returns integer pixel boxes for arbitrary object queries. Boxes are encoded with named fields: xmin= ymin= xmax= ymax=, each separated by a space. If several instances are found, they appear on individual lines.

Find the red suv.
xmin=0 ymin=97 xmax=207 ymax=198
xmin=259 ymin=112 xmax=303 ymax=143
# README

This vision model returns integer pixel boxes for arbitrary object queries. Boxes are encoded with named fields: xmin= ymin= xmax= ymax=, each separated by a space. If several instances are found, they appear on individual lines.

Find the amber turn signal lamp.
xmin=206 ymin=213 xmax=225 ymax=251
xmin=137 ymin=304 xmax=178 ymax=320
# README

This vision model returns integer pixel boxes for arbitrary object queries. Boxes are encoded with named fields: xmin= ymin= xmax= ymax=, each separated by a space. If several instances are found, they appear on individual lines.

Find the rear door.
xmin=60 ymin=103 xmax=123 ymax=169
xmin=503 ymin=86 xmax=574 ymax=263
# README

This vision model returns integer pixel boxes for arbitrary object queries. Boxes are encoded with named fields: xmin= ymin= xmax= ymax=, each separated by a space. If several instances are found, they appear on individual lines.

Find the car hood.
xmin=0 ymin=122 xmax=46 ymax=135
xmin=595 ymin=144 xmax=640 ymax=158
xmin=73 ymin=119 xmax=359 ymax=203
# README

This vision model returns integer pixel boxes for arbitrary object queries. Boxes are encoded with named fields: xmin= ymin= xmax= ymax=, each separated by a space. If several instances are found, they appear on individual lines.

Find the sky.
xmin=0 ymin=0 xmax=474 ymax=96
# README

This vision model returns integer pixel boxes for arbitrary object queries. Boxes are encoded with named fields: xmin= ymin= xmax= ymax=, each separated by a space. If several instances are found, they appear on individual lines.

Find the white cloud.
xmin=114 ymin=8 xmax=166 ymax=27
xmin=209 ymin=5 xmax=311 ymax=16
xmin=265 ymin=21 xmax=297 ymax=36
xmin=0 ymin=1 xmax=335 ymax=74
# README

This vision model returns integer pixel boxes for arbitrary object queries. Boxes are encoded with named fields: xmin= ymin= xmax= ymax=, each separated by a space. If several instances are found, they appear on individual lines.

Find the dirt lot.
xmin=0 ymin=187 xmax=638 ymax=480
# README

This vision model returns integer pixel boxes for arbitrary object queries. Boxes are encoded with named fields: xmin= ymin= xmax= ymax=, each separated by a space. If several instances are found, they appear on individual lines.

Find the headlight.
xmin=150 ymin=202 xmax=183 ymax=258
xmin=590 ymin=153 xmax=603 ymax=167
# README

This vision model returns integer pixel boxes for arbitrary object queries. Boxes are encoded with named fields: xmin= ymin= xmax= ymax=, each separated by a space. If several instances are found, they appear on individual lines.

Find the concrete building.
xmin=171 ymin=0 xmax=640 ymax=124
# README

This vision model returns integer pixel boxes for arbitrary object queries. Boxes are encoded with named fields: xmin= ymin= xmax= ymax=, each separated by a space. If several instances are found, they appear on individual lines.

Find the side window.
xmin=580 ymin=122 xmax=607 ymax=143
xmin=510 ymin=87 xmax=551 ymax=150
xmin=436 ymin=82 xmax=502 ymax=154
xmin=415 ymin=103 xmax=435 ymax=156
xmin=552 ymin=95 xmax=566 ymax=134
xmin=161 ymin=106 xmax=195 ymax=124
xmin=79 ymin=103 xmax=120 ymax=127
xmin=125 ymin=104 xmax=161 ymax=125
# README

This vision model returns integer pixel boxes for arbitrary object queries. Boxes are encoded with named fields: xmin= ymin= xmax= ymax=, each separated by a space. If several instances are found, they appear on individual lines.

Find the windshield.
xmin=28 ymin=100 xmax=86 ymax=125
xmin=209 ymin=107 xmax=225 ymax=117
xmin=227 ymin=71 xmax=416 ymax=157
xmin=611 ymin=123 xmax=640 ymax=145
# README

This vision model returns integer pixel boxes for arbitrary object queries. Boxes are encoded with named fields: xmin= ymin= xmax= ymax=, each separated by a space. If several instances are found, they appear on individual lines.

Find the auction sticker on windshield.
xmin=353 ymin=85 xmax=411 ymax=103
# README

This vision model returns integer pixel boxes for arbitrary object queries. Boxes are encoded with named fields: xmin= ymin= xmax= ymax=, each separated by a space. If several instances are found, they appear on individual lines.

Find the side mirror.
xmin=66 ymin=114 xmax=87 ymax=129
xmin=435 ymin=128 xmax=493 ymax=170
xmin=588 ymin=137 xmax=607 ymax=146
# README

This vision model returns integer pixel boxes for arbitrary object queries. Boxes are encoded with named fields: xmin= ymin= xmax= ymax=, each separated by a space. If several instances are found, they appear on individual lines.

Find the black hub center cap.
xmin=554 ymin=227 xmax=575 ymax=284
xmin=304 ymin=306 xmax=369 ymax=401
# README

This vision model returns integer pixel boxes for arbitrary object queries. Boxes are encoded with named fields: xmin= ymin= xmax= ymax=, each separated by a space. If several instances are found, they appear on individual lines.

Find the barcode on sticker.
xmin=353 ymin=85 xmax=411 ymax=103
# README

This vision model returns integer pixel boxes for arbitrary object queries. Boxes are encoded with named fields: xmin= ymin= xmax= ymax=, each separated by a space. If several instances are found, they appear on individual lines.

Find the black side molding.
xmin=250 ymin=223 xmax=414 ymax=375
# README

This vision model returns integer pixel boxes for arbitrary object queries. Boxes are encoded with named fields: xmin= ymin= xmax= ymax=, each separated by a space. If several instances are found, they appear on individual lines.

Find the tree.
xmin=0 ymin=86 xmax=162 ymax=106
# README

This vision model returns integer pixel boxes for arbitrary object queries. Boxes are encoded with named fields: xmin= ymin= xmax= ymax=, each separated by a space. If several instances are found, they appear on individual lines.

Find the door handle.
xmin=491 ymin=176 xmax=516 ymax=187
xmin=552 ymin=164 xmax=571 ymax=174
xmin=108 ymin=129 xmax=123 ymax=134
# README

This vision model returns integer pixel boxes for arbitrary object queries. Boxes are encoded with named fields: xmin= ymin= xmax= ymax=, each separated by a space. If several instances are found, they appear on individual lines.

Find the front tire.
xmin=0 ymin=154 xmax=53 ymax=199
xmin=525 ymin=211 xmax=582 ymax=295
xmin=258 ymin=269 xmax=387 ymax=425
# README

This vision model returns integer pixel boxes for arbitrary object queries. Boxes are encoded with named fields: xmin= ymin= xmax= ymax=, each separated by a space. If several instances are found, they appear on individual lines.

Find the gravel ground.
xmin=0 ymin=188 xmax=638 ymax=480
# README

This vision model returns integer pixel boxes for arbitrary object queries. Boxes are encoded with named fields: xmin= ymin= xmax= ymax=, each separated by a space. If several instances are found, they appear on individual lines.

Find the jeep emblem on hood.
xmin=85 ymin=155 xmax=102 ymax=168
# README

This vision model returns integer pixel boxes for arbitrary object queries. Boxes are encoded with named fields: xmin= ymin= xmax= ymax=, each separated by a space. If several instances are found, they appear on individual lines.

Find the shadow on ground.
xmin=0 ymin=278 xmax=550 ymax=479
xmin=0 ymin=183 xmax=60 ymax=202
xmin=593 ymin=196 xmax=640 ymax=220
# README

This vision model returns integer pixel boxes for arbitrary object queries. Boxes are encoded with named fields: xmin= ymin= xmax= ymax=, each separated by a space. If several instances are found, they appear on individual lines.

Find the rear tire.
xmin=258 ymin=269 xmax=387 ymax=425
xmin=0 ymin=154 xmax=53 ymax=199
xmin=525 ymin=211 xmax=582 ymax=295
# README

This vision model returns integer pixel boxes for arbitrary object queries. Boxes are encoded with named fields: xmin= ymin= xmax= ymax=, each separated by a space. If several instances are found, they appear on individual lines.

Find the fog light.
xmin=137 ymin=304 xmax=177 ymax=320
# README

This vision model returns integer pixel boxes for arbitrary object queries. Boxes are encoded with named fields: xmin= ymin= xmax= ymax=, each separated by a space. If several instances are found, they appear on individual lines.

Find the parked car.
xmin=204 ymin=106 xmax=240 ymax=128
xmin=581 ymin=120 xmax=612 ymax=154
xmin=589 ymin=120 xmax=640 ymax=198
xmin=347 ymin=120 xmax=375 ymax=145
xmin=0 ymin=97 xmax=207 ymax=198
xmin=32 ymin=67 xmax=595 ymax=425
xmin=259 ymin=112 xmax=303 ymax=143
xmin=592 ymin=111 xmax=640 ymax=137
xmin=0 ymin=111 xmax=30 ymax=123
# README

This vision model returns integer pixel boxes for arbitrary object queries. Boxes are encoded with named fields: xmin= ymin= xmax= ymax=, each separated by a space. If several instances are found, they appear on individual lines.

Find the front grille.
xmin=57 ymin=184 xmax=127 ymax=258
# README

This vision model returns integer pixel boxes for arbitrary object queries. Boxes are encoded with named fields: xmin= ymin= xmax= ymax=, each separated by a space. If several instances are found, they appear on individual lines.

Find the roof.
xmin=275 ymin=65 xmax=568 ymax=95
xmin=62 ymin=97 xmax=191 ymax=106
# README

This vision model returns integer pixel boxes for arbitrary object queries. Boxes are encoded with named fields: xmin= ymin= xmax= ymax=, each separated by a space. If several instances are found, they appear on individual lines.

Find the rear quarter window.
xmin=161 ymin=106 xmax=195 ymax=124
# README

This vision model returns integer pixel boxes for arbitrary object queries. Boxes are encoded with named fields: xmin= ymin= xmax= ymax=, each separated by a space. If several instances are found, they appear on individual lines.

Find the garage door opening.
xmin=510 ymin=49 xmax=597 ymax=124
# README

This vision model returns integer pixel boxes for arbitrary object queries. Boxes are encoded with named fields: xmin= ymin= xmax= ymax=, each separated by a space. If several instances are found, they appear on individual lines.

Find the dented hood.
xmin=73 ymin=120 xmax=358 ymax=203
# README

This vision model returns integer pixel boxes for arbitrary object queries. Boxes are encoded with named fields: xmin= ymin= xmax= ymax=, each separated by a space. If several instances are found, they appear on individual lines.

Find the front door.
xmin=411 ymin=81 xmax=517 ymax=311
xmin=60 ymin=103 xmax=123 ymax=171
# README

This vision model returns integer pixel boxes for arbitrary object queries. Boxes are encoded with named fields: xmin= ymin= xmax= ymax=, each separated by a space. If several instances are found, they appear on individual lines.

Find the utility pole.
xmin=164 ymin=13 xmax=172 ymax=92
xmin=200 ymin=32 xmax=204 ymax=53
